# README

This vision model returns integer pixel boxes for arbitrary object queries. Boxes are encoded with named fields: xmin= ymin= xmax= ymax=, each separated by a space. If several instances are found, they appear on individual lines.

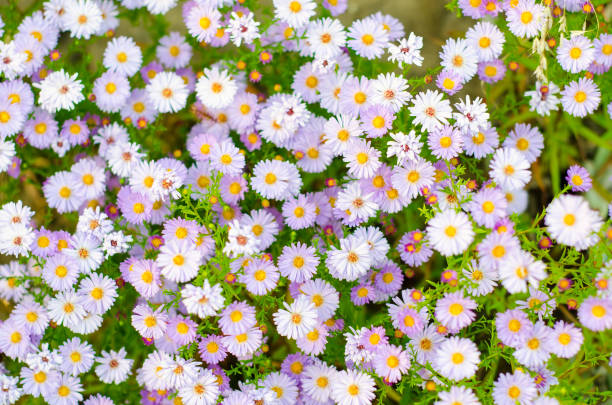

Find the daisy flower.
xmin=273 ymin=0 xmax=316 ymax=28
xmin=306 ymin=18 xmax=346 ymax=59
xmin=428 ymin=125 xmax=463 ymax=160
xmin=388 ymin=33 xmax=424 ymax=66
xmin=330 ymin=369 xmax=376 ymax=405
xmin=131 ymin=304 xmax=168 ymax=339
xmin=177 ymin=369 xmax=220 ymax=405
xmin=185 ymin=4 xmax=221 ymax=42
xmin=241 ymin=258 xmax=279 ymax=296
xmin=427 ymin=210 xmax=474 ymax=256
xmin=578 ymin=296 xmax=612 ymax=332
xmin=593 ymin=33 xmax=612 ymax=68
xmin=326 ymin=235 xmax=371 ymax=281
xmin=525 ymin=81 xmax=561 ymax=116
xmin=547 ymin=320 xmax=583 ymax=358
xmin=390 ymin=157 xmax=435 ymax=200
xmin=506 ymin=0 xmax=545 ymax=38
xmin=544 ymin=194 xmax=602 ymax=251
xmin=78 ymin=273 xmax=117 ymax=314
xmin=228 ymin=12 xmax=261 ymax=47
xmin=95 ymin=348 xmax=133 ymax=384
xmin=466 ymin=187 xmax=507 ymax=228
xmin=34 ymin=69 xmax=84 ymax=113
xmin=492 ymin=371 xmax=537 ymax=405
xmin=63 ymin=0 xmax=102 ymax=39
xmin=513 ymin=321 xmax=552 ymax=368
xmin=433 ymin=337 xmax=480 ymax=381
xmin=157 ymin=239 xmax=202 ymax=283
xmin=47 ymin=374 xmax=83 ymax=405
xmin=157 ymin=32 xmax=192 ymax=69
xmin=273 ymin=297 xmax=318 ymax=339
xmin=503 ymin=123 xmax=543 ymax=163
xmin=436 ymin=68 xmax=464 ymax=95
xmin=440 ymin=38 xmax=478 ymax=82
xmin=409 ymin=90 xmax=452 ymax=133
xmin=93 ymin=71 xmax=130 ymax=113
xmin=360 ymin=105 xmax=394 ymax=138
xmin=495 ymin=309 xmax=533 ymax=348
xmin=489 ymin=147 xmax=531 ymax=190
xmin=209 ymin=141 xmax=245 ymax=176
xmin=557 ymin=35 xmax=594 ymax=74
xmin=466 ymin=21 xmax=505 ymax=61
xmin=560 ymin=77 xmax=600 ymax=117
xmin=499 ymin=250 xmax=547 ymax=294
xmin=372 ymin=344 xmax=410 ymax=383
xmin=146 ymin=71 xmax=189 ymax=113
xmin=435 ymin=292 xmax=477 ymax=332
xmin=565 ymin=164 xmax=592 ymax=192
xmin=343 ymin=139 xmax=382 ymax=178
xmin=196 ymin=67 xmax=237 ymax=109
xmin=59 ymin=337 xmax=95 ymax=376
xmin=347 ymin=18 xmax=389 ymax=59
xmin=302 ymin=364 xmax=336 ymax=403
xmin=103 ymin=36 xmax=142 ymax=77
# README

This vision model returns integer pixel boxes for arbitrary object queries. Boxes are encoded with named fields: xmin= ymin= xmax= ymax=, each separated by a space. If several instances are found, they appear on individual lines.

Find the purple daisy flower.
xmin=436 ymin=69 xmax=463 ymax=95
xmin=494 ymin=217 xmax=515 ymax=235
xmin=166 ymin=315 xmax=197 ymax=346
xmin=395 ymin=307 xmax=425 ymax=337
xmin=278 ymin=242 xmax=320 ymax=283
xmin=281 ymin=353 xmax=314 ymax=382
xmin=140 ymin=61 xmax=163 ymax=84
xmin=478 ymin=59 xmax=506 ymax=83
xmin=397 ymin=230 xmax=433 ymax=267
xmin=30 ymin=227 xmax=58 ymax=258
xmin=61 ymin=118 xmax=89 ymax=147
xmin=117 ymin=187 xmax=153 ymax=225
xmin=360 ymin=326 xmax=389 ymax=351
xmin=374 ymin=261 xmax=403 ymax=294
xmin=220 ymin=174 xmax=247 ymax=205
xmin=282 ymin=195 xmax=317 ymax=230
xmin=198 ymin=335 xmax=228 ymax=364
xmin=578 ymin=296 xmax=612 ymax=331
xmin=351 ymin=283 xmax=375 ymax=305
xmin=240 ymin=130 xmax=262 ymax=151
xmin=428 ymin=124 xmax=464 ymax=160
xmin=435 ymin=291 xmax=477 ymax=332
xmin=162 ymin=218 xmax=199 ymax=244
xmin=360 ymin=105 xmax=395 ymax=138
xmin=240 ymin=257 xmax=280 ymax=296
xmin=218 ymin=301 xmax=257 ymax=335
xmin=495 ymin=309 xmax=534 ymax=348
xmin=565 ymin=164 xmax=592 ymax=192
xmin=463 ymin=124 xmax=499 ymax=159
xmin=466 ymin=187 xmax=508 ymax=229
xmin=208 ymin=364 xmax=230 ymax=392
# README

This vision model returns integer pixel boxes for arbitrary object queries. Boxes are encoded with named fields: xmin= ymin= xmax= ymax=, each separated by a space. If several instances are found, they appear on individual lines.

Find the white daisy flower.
xmin=196 ymin=67 xmax=237 ymax=109
xmin=273 ymin=0 xmax=316 ymax=28
xmin=273 ymin=297 xmax=318 ymax=339
xmin=544 ymin=195 xmax=602 ymax=251
xmin=146 ymin=71 xmax=189 ymax=113
xmin=433 ymin=336 xmax=480 ymax=381
xmin=103 ymin=36 xmax=142 ymax=77
xmin=489 ymin=147 xmax=531 ymax=191
xmin=409 ymin=90 xmax=452 ymax=133
xmin=34 ymin=70 xmax=84 ymax=113
xmin=63 ymin=0 xmax=103 ymax=39
xmin=427 ymin=210 xmax=475 ymax=256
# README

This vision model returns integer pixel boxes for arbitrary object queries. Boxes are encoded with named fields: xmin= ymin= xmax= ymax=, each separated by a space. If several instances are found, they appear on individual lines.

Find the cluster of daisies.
xmin=0 ymin=0 xmax=610 ymax=404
